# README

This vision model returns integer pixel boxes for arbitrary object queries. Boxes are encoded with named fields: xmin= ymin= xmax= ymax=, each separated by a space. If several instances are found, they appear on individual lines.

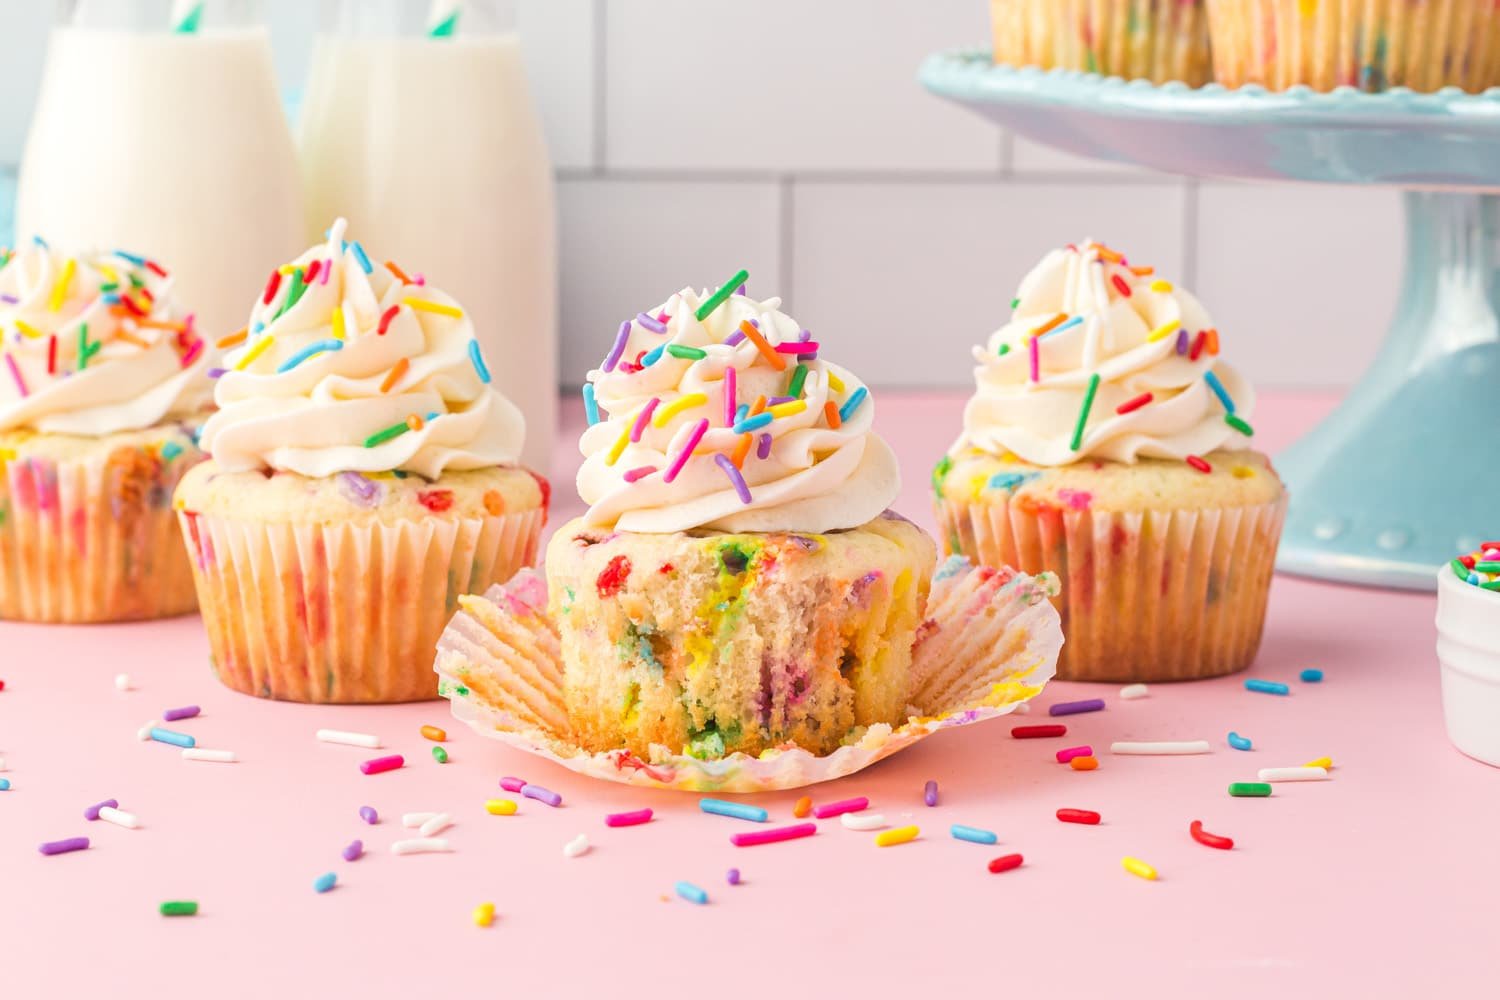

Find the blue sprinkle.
xmin=1046 ymin=316 xmax=1083 ymax=337
xmin=32 ymin=235 xmax=48 ymax=249
xmin=582 ymin=383 xmax=599 ymax=425
xmin=837 ymin=386 xmax=868 ymax=423
xmin=933 ymin=554 xmax=971 ymax=581
xmin=1227 ymin=731 xmax=1253 ymax=751
xmin=252 ymin=321 xmax=265 ymax=334
xmin=731 ymin=413 xmax=774 ymax=435
xmin=1300 ymin=668 xmax=1324 ymax=683
xmin=0 ymin=777 xmax=10 ymax=791
xmin=350 ymin=241 xmax=373 ymax=274
xmin=699 ymin=798 xmax=767 ymax=823
xmin=1244 ymin=679 xmax=1289 ymax=696
xmin=313 ymin=872 xmax=337 ymax=894
xmin=641 ymin=344 xmax=666 ymax=367
xmin=102 ymin=293 xmax=120 ymax=305
xmin=950 ymin=824 xmax=998 ymax=845
xmin=149 ymin=727 xmax=195 ymax=748
xmin=1204 ymin=370 xmax=1236 ymax=414
xmin=160 ymin=441 xmax=183 ymax=462
xmin=675 ymin=881 xmax=708 ymax=905
xmin=467 ymin=339 xmax=492 ymax=384
xmin=113 ymin=249 xmax=147 ymax=266
xmin=734 ymin=403 xmax=749 ymax=423
xmin=275 ymin=338 xmax=343 ymax=374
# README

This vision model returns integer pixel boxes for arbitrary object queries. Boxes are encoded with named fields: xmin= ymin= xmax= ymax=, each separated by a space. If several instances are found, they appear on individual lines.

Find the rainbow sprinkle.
xmin=275 ymin=338 xmax=342 ymax=374
xmin=837 ymin=386 xmax=867 ymax=423
xmin=714 ymin=454 xmax=752 ymax=503
xmin=695 ymin=269 xmax=748 ymax=322
xmin=1204 ymin=370 xmax=1235 ymax=413
xmin=663 ymin=419 xmax=709 ymax=483
xmin=467 ymin=340 xmax=492 ymax=383
xmin=582 ymin=384 xmax=600 ymax=425
xmin=1070 ymin=373 xmax=1100 ymax=452
xmin=1450 ymin=543 xmax=1500 ymax=591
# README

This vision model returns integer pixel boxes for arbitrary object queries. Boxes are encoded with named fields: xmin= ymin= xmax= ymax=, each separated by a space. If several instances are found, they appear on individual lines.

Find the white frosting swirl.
xmin=955 ymin=241 xmax=1255 ymax=465
xmin=578 ymin=285 xmax=899 ymax=533
xmin=0 ymin=240 xmax=210 ymax=435
xmin=201 ymin=220 xmax=524 ymax=479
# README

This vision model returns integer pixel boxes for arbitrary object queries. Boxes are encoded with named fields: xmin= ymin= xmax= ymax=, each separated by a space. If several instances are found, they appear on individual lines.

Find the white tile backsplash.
xmin=517 ymin=0 xmax=597 ymax=170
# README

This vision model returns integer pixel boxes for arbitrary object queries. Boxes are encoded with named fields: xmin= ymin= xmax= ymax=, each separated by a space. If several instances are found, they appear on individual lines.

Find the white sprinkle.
xmin=402 ymin=812 xmax=439 ymax=828
xmin=114 ymin=673 xmax=132 ymax=691
xmin=316 ymin=729 xmax=381 ymax=749
xmin=1258 ymin=766 xmax=1330 ymax=782
xmin=0 ymin=757 xmax=6 ymax=771
xmin=419 ymin=813 xmax=453 ymax=837
xmin=840 ymin=812 xmax=888 ymax=831
xmin=391 ymin=838 xmax=451 ymax=855
xmin=137 ymin=719 xmax=161 ymax=741
xmin=1119 ymin=684 xmax=1150 ymax=700
xmin=1012 ymin=701 xmax=1030 ymax=714
xmin=1110 ymin=740 xmax=1212 ymax=755
xmin=182 ymin=748 xmax=237 ymax=763
xmin=562 ymin=834 xmax=589 ymax=858
xmin=98 ymin=806 xmax=140 ymax=829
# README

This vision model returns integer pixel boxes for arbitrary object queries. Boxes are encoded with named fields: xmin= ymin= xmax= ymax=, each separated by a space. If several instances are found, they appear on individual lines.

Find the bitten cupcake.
xmin=0 ymin=239 xmax=210 ymax=622
xmin=543 ymin=274 xmax=935 ymax=759
xmin=1207 ymin=0 xmax=1500 ymax=93
xmin=934 ymin=241 xmax=1286 ymax=682
xmin=991 ymin=0 xmax=1212 ymax=86
xmin=174 ymin=219 xmax=547 ymax=703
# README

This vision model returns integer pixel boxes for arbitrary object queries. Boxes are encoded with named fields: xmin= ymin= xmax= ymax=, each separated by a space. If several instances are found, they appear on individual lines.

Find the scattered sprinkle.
xmin=1011 ymin=724 xmax=1066 ymax=739
xmin=730 ymin=823 xmax=816 ymax=848
xmin=726 ymin=868 xmax=741 ymax=885
xmin=1228 ymin=782 xmax=1273 ymax=797
xmin=85 ymin=799 xmax=118 ymax=821
xmin=950 ymin=824 xmax=997 ymax=845
xmin=1070 ymin=756 xmax=1099 ymax=771
xmin=182 ymin=749 xmax=236 ymax=763
xmin=431 ymin=746 xmax=449 ymax=764
xmin=317 ymin=729 xmax=381 ymax=749
xmin=149 ymin=727 xmax=195 ymax=749
xmin=606 ymin=808 xmax=653 ymax=828
xmin=467 ymin=340 xmax=492 ymax=383
xmin=874 ymin=825 xmax=919 ymax=848
xmin=1056 ymin=745 xmax=1092 ymax=763
xmin=114 ymin=674 xmax=132 ymax=692
xmin=1258 ymin=766 xmax=1329 ymax=782
xmin=314 ymin=872 xmax=338 ymax=893
xmin=701 ymin=798 xmax=768 ymax=823
xmin=1228 ymin=732 xmax=1253 ymax=751
xmin=563 ymin=834 xmax=590 ymax=858
xmin=988 ymin=853 xmax=1024 ymax=873
xmin=793 ymin=796 xmax=812 ymax=818
xmin=1300 ymin=668 xmax=1323 ymax=683
xmin=391 ymin=838 xmax=451 ymax=855
xmin=342 ymin=840 xmax=364 ymax=862
xmin=1110 ymin=740 xmax=1211 ymax=755
xmin=1119 ymin=684 xmax=1149 ymax=700
xmin=521 ymin=783 xmax=562 ymax=807
xmin=675 ymin=881 xmax=709 ymax=904
xmin=1244 ymin=679 xmax=1290 ymax=696
xmin=812 ymin=796 xmax=868 ymax=819
xmin=1049 ymin=698 xmax=1104 ymax=717
xmin=359 ymin=754 xmax=404 ymax=775
xmin=841 ymin=812 xmax=888 ymax=831
xmin=1190 ymin=820 xmax=1234 ymax=850
xmin=485 ymin=799 xmax=518 ymax=816
xmin=1122 ymin=856 xmax=1158 ymax=881
xmin=162 ymin=705 xmax=200 ymax=722
xmin=583 ymin=383 xmax=600 ymax=424
xmin=39 ymin=837 xmax=90 ymax=856
xmin=474 ymin=902 xmax=496 ymax=927
xmin=923 ymin=780 xmax=938 ymax=807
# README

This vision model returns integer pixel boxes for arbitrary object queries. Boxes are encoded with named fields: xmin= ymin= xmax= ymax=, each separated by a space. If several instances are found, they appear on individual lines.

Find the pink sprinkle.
xmin=1056 ymin=745 xmax=1093 ymax=763
xmin=775 ymin=341 xmax=819 ymax=353
xmin=179 ymin=339 xmax=204 ymax=368
xmin=605 ymin=808 xmax=653 ymax=828
xmin=319 ymin=258 xmax=333 ymax=285
xmin=499 ymin=776 xmax=527 ymax=793
xmin=663 ymin=418 xmax=708 ymax=483
xmin=623 ymin=465 xmax=657 ymax=483
xmin=1028 ymin=335 xmax=1040 ymax=383
xmin=632 ymin=398 xmax=660 ymax=442
xmin=359 ymin=754 xmax=403 ymax=775
xmin=731 ymin=822 xmax=817 ymax=848
xmin=812 ymin=796 xmax=868 ymax=819
xmin=723 ymin=366 xmax=737 ymax=426
xmin=5 ymin=354 xmax=28 ymax=397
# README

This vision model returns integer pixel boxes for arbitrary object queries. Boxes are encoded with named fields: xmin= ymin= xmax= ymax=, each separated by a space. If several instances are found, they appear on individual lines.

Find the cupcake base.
xmin=992 ymin=0 xmax=1212 ymax=86
xmin=0 ymin=423 xmax=204 ymax=623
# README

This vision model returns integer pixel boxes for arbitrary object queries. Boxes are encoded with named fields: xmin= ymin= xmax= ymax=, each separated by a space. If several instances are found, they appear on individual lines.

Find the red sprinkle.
xmin=1460 ymin=554 xmax=1477 ymax=569
xmin=1190 ymin=330 xmax=1207 ymax=361
xmin=987 ymin=853 xmax=1024 ymax=874
xmin=1012 ymin=724 xmax=1067 ymax=739
xmin=1115 ymin=392 xmax=1152 ymax=415
xmin=304 ymin=259 xmax=322 ymax=284
xmin=262 ymin=269 xmax=282 ymax=305
xmin=1110 ymin=274 xmax=1132 ymax=297
xmin=377 ymin=305 xmax=401 ymax=335
xmin=417 ymin=489 xmax=453 ymax=513
xmin=596 ymin=555 xmax=632 ymax=598
xmin=1185 ymin=455 xmax=1212 ymax=474
xmin=1190 ymin=819 xmax=1234 ymax=850
xmin=47 ymin=335 xmax=57 ymax=375
xmin=145 ymin=259 xmax=168 ymax=278
xmin=528 ymin=469 xmax=551 ymax=511
xmin=1057 ymin=808 xmax=1101 ymax=825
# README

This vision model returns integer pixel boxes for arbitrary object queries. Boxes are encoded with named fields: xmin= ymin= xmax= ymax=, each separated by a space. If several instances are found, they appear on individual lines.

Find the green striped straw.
xmin=172 ymin=1 xmax=204 ymax=33
xmin=428 ymin=1 xmax=461 ymax=37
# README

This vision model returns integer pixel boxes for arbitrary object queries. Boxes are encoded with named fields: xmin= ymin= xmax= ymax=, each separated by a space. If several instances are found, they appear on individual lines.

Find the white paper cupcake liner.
xmin=434 ymin=557 xmax=1062 ymax=793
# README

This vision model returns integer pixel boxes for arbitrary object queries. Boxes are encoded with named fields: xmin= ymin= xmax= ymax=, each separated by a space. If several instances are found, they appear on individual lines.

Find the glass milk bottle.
xmin=17 ymin=0 xmax=304 ymax=339
xmin=299 ymin=0 xmax=558 ymax=470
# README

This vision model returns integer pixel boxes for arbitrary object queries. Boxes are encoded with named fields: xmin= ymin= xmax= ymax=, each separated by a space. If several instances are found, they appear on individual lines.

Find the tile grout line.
xmin=1181 ymin=178 xmax=1200 ymax=288
xmin=553 ymin=165 xmax=1185 ymax=186
xmin=591 ymin=0 xmax=608 ymax=171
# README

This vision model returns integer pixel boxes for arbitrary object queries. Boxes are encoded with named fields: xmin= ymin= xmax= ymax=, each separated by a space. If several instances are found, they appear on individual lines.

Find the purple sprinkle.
xmin=797 ymin=328 xmax=812 ymax=342
xmin=0 ymin=293 xmax=19 ymax=304
xmin=500 ymin=776 xmax=527 ymax=793
xmin=1049 ymin=698 xmax=1106 ymax=717
xmin=84 ymin=799 xmax=118 ymax=821
xmin=714 ymin=453 xmax=753 ymax=504
xmin=923 ymin=780 xmax=938 ymax=807
xmin=338 ymin=470 xmax=379 ymax=507
xmin=342 ymin=839 xmax=364 ymax=862
xmin=636 ymin=312 xmax=667 ymax=334
xmin=358 ymin=805 xmax=378 ymax=824
xmin=735 ymin=283 xmax=747 ymax=296
xmin=724 ymin=330 xmax=746 ymax=347
xmin=602 ymin=321 xmax=631 ymax=373
xmin=767 ymin=395 xmax=794 ymax=406
xmin=756 ymin=433 xmax=772 ymax=460
xmin=206 ymin=367 xmax=227 ymax=379
xmin=520 ymin=783 xmax=562 ymax=807
xmin=1175 ymin=329 xmax=1189 ymax=355
xmin=726 ymin=867 xmax=741 ymax=886
xmin=39 ymin=837 xmax=89 ymax=856
xmin=162 ymin=705 xmax=200 ymax=722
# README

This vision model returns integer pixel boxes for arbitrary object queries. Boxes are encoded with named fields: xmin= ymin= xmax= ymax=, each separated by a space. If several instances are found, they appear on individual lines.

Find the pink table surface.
xmin=2 ymin=391 xmax=1494 ymax=999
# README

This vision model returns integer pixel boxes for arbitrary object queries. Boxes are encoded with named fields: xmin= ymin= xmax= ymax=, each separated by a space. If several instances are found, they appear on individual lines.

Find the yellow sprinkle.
xmin=473 ymin=901 xmax=496 ymax=927
xmin=653 ymin=392 xmax=707 ymax=427
xmin=1232 ymin=465 xmax=1255 ymax=479
xmin=95 ymin=263 xmax=119 ymax=283
xmin=1147 ymin=320 xmax=1181 ymax=343
xmin=234 ymin=335 xmax=274 ymax=371
xmin=484 ymin=798 xmax=517 ymax=816
xmin=278 ymin=264 xmax=298 ymax=274
xmin=767 ymin=399 xmax=807 ymax=419
xmin=15 ymin=320 xmax=44 ymax=339
xmin=875 ymin=825 xmax=919 ymax=847
xmin=49 ymin=258 xmax=76 ymax=312
xmin=1304 ymin=756 xmax=1333 ymax=769
xmin=1122 ymin=856 xmax=1158 ymax=881
xmin=826 ymin=372 xmax=845 ymax=392
xmin=403 ymin=297 xmax=464 ymax=319
xmin=1149 ymin=279 xmax=1174 ymax=293
xmin=331 ymin=306 xmax=345 ymax=341
xmin=0 ymin=447 xmax=15 ymax=462
xmin=605 ymin=421 xmax=632 ymax=466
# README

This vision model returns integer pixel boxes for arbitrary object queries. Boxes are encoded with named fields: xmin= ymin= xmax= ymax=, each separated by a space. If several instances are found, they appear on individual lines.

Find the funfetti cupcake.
xmin=0 ymin=240 xmax=210 ymax=622
xmin=992 ymin=0 xmax=1212 ymax=86
xmin=536 ymin=275 xmax=937 ymax=759
xmin=934 ymin=241 xmax=1287 ymax=683
xmin=174 ymin=219 xmax=547 ymax=704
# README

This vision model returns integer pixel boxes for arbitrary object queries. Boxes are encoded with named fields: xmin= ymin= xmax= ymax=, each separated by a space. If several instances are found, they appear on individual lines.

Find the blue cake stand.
xmin=920 ymin=51 xmax=1500 ymax=591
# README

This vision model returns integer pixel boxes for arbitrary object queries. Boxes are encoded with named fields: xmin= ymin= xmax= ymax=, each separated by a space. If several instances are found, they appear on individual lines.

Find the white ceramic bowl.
xmin=1436 ymin=566 xmax=1500 ymax=766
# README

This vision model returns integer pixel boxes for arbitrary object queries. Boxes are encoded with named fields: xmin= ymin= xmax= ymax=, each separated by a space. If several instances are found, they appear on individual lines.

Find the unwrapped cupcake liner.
xmin=938 ymin=494 xmax=1286 ymax=683
xmin=993 ymin=0 xmax=1212 ymax=86
xmin=434 ymin=558 xmax=1062 ymax=793
xmin=0 ymin=437 xmax=202 ymax=622
xmin=179 ymin=505 xmax=543 ymax=703
xmin=1206 ymin=0 xmax=1500 ymax=93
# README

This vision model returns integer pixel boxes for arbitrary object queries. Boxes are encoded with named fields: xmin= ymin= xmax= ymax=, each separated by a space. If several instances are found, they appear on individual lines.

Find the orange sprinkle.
xmin=749 ymin=394 xmax=768 ymax=417
xmin=380 ymin=357 xmax=410 ymax=393
xmin=1129 ymin=265 xmax=1155 ymax=276
xmin=216 ymin=328 xmax=248 ymax=349
xmin=1070 ymin=755 xmax=1099 ymax=771
xmin=406 ymin=413 xmax=425 ymax=432
xmin=114 ymin=328 xmax=150 ymax=348
xmin=139 ymin=318 xmax=186 ymax=331
xmin=1095 ymin=246 xmax=1123 ymax=263
xmin=823 ymin=400 xmax=842 ymax=428
xmin=738 ymin=320 xmax=786 ymax=372
xmin=1030 ymin=312 xmax=1067 ymax=338
xmin=1205 ymin=328 xmax=1220 ymax=355
xmin=730 ymin=433 xmax=752 ymax=469
xmin=386 ymin=260 xmax=414 ymax=284
xmin=793 ymin=796 xmax=812 ymax=818
xmin=420 ymin=725 xmax=447 ymax=742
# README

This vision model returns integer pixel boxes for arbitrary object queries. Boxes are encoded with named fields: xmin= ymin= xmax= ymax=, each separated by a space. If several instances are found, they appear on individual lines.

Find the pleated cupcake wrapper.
xmin=937 ymin=494 xmax=1286 ymax=683
xmin=1207 ymin=0 xmax=1500 ymax=93
xmin=993 ymin=0 xmax=1212 ymax=86
xmin=433 ymin=558 xmax=1062 ymax=793
xmin=180 ymin=505 xmax=544 ymax=703
xmin=0 ymin=445 xmax=202 ymax=623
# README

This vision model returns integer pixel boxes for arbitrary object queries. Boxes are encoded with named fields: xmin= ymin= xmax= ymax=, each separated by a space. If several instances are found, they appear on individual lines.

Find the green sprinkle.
xmin=363 ymin=421 xmax=410 ymax=448
xmin=786 ymin=363 xmax=808 ymax=398
xmin=275 ymin=268 xmax=307 ymax=320
xmin=695 ymin=269 xmax=748 ymax=322
xmin=1225 ymin=414 xmax=1254 ymax=436
xmin=1452 ymin=558 xmax=1470 ymax=578
xmin=160 ymin=441 xmax=184 ymax=462
xmin=997 ymin=343 xmax=1010 ymax=357
xmin=99 ymin=282 xmax=118 ymax=292
xmin=1476 ymin=562 xmax=1500 ymax=573
xmin=1070 ymin=373 xmax=1100 ymax=452
xmin=77 ymin=325 xmax=90 ymax=370
xmin=1482 ymin=580 xmax=1500 ymax=592
xmin=159 ymin=900 xmax=198 ymax=916
xmin=432 ymin=745 xmax=449 ymax=763
xmin=931 ymin=455 xmax=953 ymax=498
xmin=666 ymin=344 xmax=707 ymax=360
xmin=1228 ymin=782 xmax=1272 ymax=797
xmin=1010 ymin=298 xmax=1020 ymax=309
